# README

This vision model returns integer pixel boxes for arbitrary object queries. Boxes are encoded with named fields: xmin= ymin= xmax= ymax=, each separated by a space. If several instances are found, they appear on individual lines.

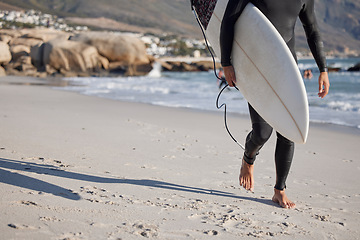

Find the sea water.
xmin=60 ymin=58 xmax=360 ymax=129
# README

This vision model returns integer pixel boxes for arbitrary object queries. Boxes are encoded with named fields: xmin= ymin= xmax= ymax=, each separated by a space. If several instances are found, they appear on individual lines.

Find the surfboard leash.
xmin=191 ymin=3 xmax=245 ymax=151
xmin=216 ymin=84 xmax=246 ymax=150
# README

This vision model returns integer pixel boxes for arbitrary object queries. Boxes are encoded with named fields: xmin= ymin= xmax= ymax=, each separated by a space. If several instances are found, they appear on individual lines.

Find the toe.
xmin=280 ymin=201 xmax=288 ymax=208
xmin=287 ymin=201 xmax=296 ymax=209
xmin=245 ymin=180 xmax=251 ymax=191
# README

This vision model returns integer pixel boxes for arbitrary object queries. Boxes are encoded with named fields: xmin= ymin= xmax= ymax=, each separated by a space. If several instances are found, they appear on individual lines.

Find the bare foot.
xmin=239 ymin=158 xmax=254 ymax=192
xmin=272 ymin=189 xmax=296 ymax=209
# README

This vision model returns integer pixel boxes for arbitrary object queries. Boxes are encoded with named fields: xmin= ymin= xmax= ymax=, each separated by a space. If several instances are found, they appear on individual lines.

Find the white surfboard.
xmin=195 ymin=0 xmax=309 ymax=143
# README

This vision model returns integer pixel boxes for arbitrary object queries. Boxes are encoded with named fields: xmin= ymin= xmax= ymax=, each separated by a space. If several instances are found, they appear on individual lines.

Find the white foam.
xmin=59 ymin=59 xmax=360 ymax=129
xmin=327 ymin=101 xmax=359 ymax=112
xmin=147 ymin=61 xmax=162 ymax=78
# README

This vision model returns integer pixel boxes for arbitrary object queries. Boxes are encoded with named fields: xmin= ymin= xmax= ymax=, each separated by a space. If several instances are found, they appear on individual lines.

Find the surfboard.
xmin=192 ymin=0 xmax=309 ymax=144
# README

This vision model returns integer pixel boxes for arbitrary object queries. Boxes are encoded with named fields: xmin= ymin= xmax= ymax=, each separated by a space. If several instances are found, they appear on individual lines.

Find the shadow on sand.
xmin=0 ymin=158 xmax=275 ymax=206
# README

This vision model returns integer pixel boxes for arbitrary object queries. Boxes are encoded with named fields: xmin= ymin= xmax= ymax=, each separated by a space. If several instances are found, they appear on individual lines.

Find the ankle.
xmin=274 ymin=188 xmax=285 ymax=194
xmin=243 ymin=155 xmax=255 ymax=166
xmin=242 ymin=158 xmax=253 ymax=168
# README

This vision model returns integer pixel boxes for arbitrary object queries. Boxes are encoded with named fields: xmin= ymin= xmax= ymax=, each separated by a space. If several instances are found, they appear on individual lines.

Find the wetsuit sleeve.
xmin=220 ymin=0 xmax=249 ymax=67
xmin=299 ymin=0 xmax=327 ymax=72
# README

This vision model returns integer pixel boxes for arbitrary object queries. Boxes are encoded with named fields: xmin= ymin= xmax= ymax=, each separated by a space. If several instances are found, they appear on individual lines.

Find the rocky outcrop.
xmin=1 ymin=28 xmax=219 ymax=78
xmin=0 ymin=28 xmax=153 ymax=77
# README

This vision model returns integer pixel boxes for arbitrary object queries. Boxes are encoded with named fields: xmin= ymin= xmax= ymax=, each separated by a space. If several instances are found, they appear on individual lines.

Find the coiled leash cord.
xmin=191 ymin=3 xmax=245 ymax=150
xmin=216 ymin=84 xmax=245 ymax=150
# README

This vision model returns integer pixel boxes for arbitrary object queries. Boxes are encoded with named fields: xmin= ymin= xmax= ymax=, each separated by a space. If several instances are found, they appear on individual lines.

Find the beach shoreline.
xmin=0 ymin=76 xmax=359 ymax=239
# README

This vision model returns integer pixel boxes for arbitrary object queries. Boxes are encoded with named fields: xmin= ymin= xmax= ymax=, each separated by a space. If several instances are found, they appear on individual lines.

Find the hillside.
xmin=297 ymin=0 xmax=360 ymax=53
xmin=0 ymin=0 xmax=198 ymax=36
xmin=1 ymin=0 xmax=359 ymax=54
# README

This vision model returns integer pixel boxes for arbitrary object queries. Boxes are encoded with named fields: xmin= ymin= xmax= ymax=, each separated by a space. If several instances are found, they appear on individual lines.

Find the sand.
xmin=0 ymin=76 xmax=359 ymax=239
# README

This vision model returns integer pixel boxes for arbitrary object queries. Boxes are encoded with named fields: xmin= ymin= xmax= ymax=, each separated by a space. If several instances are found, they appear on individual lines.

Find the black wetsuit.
xmin=220 ymin=0 xmax=327 ymax=190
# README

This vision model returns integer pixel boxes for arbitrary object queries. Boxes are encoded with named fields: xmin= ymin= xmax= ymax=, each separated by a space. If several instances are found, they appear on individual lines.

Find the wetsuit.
xmin=220 ymin=0 xmax=327 ymax=190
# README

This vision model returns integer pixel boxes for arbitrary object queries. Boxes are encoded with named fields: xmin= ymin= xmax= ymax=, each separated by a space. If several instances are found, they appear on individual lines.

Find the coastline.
xmin=0 ymin=76 xmax=359 ymax=239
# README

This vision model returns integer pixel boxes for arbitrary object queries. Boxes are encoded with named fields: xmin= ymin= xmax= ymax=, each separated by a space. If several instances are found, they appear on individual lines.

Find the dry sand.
xmin=0 ymin=76 xmax=359 ymax=239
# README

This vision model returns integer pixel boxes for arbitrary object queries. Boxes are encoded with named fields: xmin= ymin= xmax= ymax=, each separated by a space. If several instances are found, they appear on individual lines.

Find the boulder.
xmin=4 ymin=68 xmax=22 ymax=76
xmin=163 ymin=61 xmax=198 ymax=72
xmin=6 ymin=55 xmax=32 ymax=70
xmin=43 ymin=38 xmax=108 ymax=72
xmin=159 ymin=60 xmax=173 ymax=71
xmin=0 ymin=29 xmax=21 ymax=39
xmin=30 ymin=43 xmax=45 ymax=69
xmin=348 ymin=62 xmax=360 ymax=71
xmin=108 ymin=61 xmax=126 ymax=74
xmin=45 ymin=64 xmax=57 ymax=75
xmin=98 ymin=55 xmax=109 ymax=70
xmin=159 ymin=59 xmax=221 ymax=72
xmin=0 ymin=35 xmax=13 ymax=43
xmin=19 ymin=28 xmax=71 ymax=42
xmin=70 ymin=32 xmax=150 ymax=65
xmin=3 ymin=55 xmax=38 ymax=77
xmin=10 ymin=44 xmax=30 ymax=62
xmin=9 ymin=37 xmax=43 ymax=47
xmin=0 ymin=42 xmax=12 ymax=64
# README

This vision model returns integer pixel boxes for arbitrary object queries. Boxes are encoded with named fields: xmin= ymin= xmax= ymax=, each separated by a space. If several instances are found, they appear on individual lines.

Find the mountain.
xmin=297 ymin=0 xmax=360 ymax=53
xmin=1 ymin=0 xmax=359 ymax=54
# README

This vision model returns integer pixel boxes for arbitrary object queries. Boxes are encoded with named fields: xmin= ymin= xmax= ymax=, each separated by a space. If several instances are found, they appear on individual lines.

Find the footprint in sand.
xmin=39 ymin=216 xmax=62 ymax=222
xmin=204 ymin=230 xmax=219 ymax=235
xmin=8 ymin=223 xmax=38 ymax=230
xmin=140 ymin=164 xmax=157 ymax=169
xmin=132 ymin=222 xmax=159 ymax=238
xmin=80 ymin=186 xmax=111 ymax=203
xmin=59 ymin=232 xmax=84 ymax=239
xmin=20 ymin=200 xmax=38 ymax=206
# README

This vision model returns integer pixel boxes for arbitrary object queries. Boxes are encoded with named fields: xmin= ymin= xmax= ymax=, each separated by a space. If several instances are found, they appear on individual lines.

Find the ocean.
xmin=59 ymin=57 xmax=360 ymax=129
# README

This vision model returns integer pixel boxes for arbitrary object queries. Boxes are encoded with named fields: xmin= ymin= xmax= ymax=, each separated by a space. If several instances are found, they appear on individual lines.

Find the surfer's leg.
xmin=243 ymin=104 xmax=273 ymax=165
xmin=274 ymin=132 xmax=294 ymax=190
xmin=272 ymin=132 xmax=296 ymax=208
xmin=240 ymin=104 xmax=273 ymax=191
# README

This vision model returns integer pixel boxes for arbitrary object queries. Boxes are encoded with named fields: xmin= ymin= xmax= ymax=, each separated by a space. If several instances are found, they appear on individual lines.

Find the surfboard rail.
xmin=194 ymin=0 xmax=309 ymax=143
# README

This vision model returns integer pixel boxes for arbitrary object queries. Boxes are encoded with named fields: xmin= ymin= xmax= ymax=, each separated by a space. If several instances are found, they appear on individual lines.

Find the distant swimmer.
xmin=303 ymin=69 xmax=313 ymax=79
